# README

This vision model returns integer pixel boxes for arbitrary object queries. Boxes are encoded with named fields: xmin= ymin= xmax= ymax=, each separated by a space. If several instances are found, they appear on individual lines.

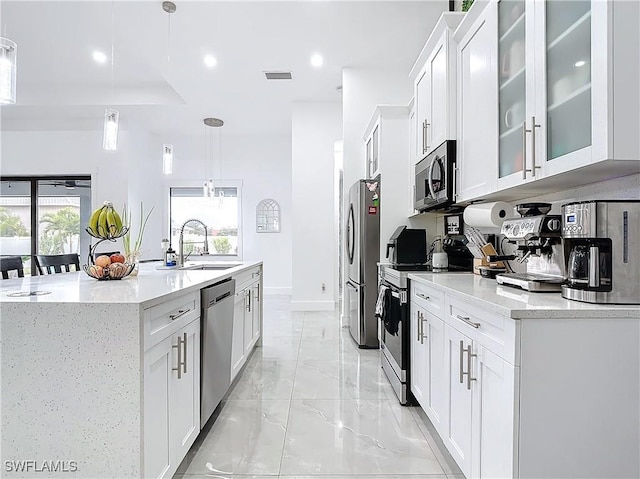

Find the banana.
xmin=112 ymin=209 xmax=123 ymax=234
xmin=88 ymin=206 xmax=104 ymax=234
xmin=106 ymin=209 xmax=117 ymax=236
xmin=97 ymin=208 xmax=109 ymax=237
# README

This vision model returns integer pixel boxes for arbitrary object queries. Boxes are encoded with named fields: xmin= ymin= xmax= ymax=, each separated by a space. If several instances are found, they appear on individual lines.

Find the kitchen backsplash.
xmin=522 ymin=173 xmax=640 ymax=212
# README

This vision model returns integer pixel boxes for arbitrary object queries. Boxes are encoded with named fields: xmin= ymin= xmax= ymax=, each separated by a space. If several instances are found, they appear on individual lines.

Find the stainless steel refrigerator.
xmin=345 ymin=178 xmax=380 ymax=348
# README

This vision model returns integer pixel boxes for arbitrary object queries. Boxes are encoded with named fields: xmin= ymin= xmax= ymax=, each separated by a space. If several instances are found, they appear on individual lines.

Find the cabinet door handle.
xmin=466 ymin=344 xmax=477 ymax=390
xmin=530 ymin=116 xmax=541 ymax=177
xmin=522 ymin=121 xmax=531 ymax=180
xmin=182 ymin=332 xmax=187 ymax=374
xmin=417 ymin=292 xmax=430 ymax=301
xmin=417 ymin=311 xmax=422 ymax=342
xmin=172 ymin=335 xmax=184 ymax=379
xmin=246 ymin=290 xmax=251 ymax=312
xmin=456 ymin=314 xmax=480 ymax=329
xmin=425 ymin=121 xmax=430 ymax=152
xmin=169 ymin=308 xmax=190 ymax=321
xmin=420 ymin=314 xmax=428 ymax=344
xmin=459 ymin=340 xmax=465 ymax=384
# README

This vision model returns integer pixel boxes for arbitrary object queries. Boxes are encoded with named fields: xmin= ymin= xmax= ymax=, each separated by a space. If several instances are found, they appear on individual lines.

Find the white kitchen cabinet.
xmin=410 ymin=282 xmax=447 ymax=436
xmin=144 ymin=316 xmax=200 ymax=479
xmin=231 ymin=267 xmax=263 ymax=381
xmin=231 ymin=288 xmax=247 ymax=381
xmin=252 ymin=280 xmax=262 ymax=344
xmin=365 ymin=122 xmax=380 ymax=178
xmin=444 ymin=323 xmax=473 ymax=478
xmin=411 ymin=12 xmax=465 ymax=163
xmin=454 ymin=1 xmax=499 ymax=202
xmin=410 ymin=302 xmax=428 ymax=407
xmin=363 ymin=106 xmax=410 ymax=259
xmin=471 ymin=345 xmax=516 ymax=479
xmin=456 ymin=0 xmax=639 ymax=202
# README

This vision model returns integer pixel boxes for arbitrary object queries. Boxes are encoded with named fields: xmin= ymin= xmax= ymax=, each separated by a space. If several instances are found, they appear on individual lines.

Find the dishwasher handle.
xmin=202 ymin=279 xmax=236 ymax=307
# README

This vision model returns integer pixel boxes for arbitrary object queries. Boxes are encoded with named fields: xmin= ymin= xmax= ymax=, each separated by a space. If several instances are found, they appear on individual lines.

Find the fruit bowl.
xmin=84 ymin=262 xmax=136 ymax=281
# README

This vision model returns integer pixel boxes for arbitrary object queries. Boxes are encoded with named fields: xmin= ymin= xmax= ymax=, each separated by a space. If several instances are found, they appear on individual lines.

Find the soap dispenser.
xmin=165 ymin=246 xmax=176 ymax=267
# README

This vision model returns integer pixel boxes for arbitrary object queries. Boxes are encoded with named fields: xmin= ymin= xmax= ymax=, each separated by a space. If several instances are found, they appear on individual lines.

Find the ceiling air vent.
xmin=264 ymin=71 xmax=293 ymax=80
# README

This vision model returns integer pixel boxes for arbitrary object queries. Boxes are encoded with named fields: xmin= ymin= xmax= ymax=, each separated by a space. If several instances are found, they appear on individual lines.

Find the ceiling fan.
xmin=39 ymin=180 xmax=91 ymax=189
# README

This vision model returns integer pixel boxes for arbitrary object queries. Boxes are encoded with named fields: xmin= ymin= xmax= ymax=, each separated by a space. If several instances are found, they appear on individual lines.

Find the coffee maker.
xmin=495 ymin=203 xmax=565 ymax=292
xmin=562 ymin=200 xmax=640 ymax=304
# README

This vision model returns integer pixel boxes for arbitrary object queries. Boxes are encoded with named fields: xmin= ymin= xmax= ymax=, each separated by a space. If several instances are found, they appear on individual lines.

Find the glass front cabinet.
xmin=495 ymin=0 xmax=639 ymax=193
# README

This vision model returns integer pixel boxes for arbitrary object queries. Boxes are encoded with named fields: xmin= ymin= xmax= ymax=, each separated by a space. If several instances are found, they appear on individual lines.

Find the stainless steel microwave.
xmin=414 ymin=140 xmax=456 ymax=212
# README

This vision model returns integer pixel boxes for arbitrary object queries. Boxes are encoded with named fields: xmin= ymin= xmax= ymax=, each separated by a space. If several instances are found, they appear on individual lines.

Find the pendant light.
xmin=0 ymin=37 xmax=17 ymax=104
xmin=103 ymin=2 xmax=118 ymax=151
xmin=202 ymin=117 xmax=224 ymax=198
xmin=162 ymin=144 xmax=173 ymax=174
xmin=161 ymin=1 xmax=176 ymax=174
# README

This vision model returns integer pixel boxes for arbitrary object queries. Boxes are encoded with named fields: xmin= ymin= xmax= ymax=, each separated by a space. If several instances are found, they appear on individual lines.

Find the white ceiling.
xmin=0 ymin=0 xmax=448 ymax=136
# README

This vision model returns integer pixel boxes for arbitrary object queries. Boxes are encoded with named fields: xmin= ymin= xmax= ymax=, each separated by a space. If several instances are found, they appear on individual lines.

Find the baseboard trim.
xmin=291 ymin=300 xmax=336 ymax=311
xmin=263 ymin=287 xmax=292 ymax=295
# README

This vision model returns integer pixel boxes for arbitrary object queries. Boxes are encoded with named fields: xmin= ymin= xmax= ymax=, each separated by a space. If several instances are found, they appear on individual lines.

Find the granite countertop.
xmin=0 ymin=260 xmax=261 ymax=308
xmin=408 ymin=272 xmax=640 ymax=319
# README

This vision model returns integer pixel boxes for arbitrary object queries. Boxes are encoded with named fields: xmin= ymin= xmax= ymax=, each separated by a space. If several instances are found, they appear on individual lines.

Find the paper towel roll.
xmin=463 ymin=202 xmax=514 ymax=228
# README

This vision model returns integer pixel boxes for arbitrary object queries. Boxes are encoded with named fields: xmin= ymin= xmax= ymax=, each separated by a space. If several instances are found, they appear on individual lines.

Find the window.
xmin=0 ymin=176 xmax=92 ymax=275
xmin=169 ymin=185 xmax=241 ymax=258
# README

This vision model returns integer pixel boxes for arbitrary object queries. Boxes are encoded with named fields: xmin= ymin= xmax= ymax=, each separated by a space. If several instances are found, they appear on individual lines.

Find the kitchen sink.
xmin=179 ymin=263 xmax=241 ymax=270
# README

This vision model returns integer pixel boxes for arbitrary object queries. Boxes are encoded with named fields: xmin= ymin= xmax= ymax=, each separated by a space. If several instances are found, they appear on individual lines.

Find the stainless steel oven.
xmin=414 ymin=140 xmax=456 ymax=212
xmin=378 ymin=265 xmax=412 ymax=405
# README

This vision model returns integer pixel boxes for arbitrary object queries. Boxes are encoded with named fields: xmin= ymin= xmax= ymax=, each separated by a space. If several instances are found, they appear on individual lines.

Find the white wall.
xmin=159 ymin=132 xmax=293 ymax=294
xmin=291 ymin=102 xmax=342 ymax=310
xmin=0 ymin=129 xmax=130 ymax=211
xmin=0 ymin=127 xmax=293 ymax=292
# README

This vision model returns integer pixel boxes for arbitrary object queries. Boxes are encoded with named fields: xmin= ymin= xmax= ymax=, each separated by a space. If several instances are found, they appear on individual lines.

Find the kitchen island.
xmin=407 ymin=272 xmax=640 ymax=479
xmin=0 ymin=261 xmax=263 ymax=478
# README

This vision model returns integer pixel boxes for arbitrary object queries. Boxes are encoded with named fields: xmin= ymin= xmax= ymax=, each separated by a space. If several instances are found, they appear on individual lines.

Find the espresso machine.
xmin=562 ymin=200 xmax=640 ymax=304
xmin=495 ymin=203 xmax=565 ymax=292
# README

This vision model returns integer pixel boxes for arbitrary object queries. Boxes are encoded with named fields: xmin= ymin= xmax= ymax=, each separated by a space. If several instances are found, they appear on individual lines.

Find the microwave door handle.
xmin=589 ymin=245 xmax=600 ymax=288
xmin=427 ymin=156 xmax=438 ymax=198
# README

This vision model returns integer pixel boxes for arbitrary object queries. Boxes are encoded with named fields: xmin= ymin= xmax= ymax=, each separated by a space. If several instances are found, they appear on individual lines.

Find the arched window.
xmin=256 ymin=199 xmax=280 ymax=233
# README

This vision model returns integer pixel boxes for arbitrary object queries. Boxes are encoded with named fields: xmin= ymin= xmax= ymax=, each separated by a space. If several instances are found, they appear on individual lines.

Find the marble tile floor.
xmin=175 ymin=295 xmax=462 ymax=479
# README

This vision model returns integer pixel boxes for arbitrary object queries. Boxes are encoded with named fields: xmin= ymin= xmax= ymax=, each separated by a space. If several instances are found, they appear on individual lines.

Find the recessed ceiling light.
xmin=311 ymin=54 xmax=323 ymax=68
xmin=92 ymin=51 xmax=108 ymax=64
xmin=204 ymin=55 xmax=217 ymax=69
xmin=574 ymin=60 xmax=586 ymax=67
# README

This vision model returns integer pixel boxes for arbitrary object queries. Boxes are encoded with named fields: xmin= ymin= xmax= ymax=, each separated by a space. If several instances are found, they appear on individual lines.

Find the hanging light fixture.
xmin=0 ymin=37 xmax=17 ymax=104
xmin=102 ymin=108 xmax=119 ymax=150
xmin=203 ymin=117 xmax=224 ymax=198
xmin=161 ymin=1 xmax=176 ymax=174
xmin=162 ymin=144 xmax=173 ymax=174
xmin=103 ymin=2 xmax=119 ymax=151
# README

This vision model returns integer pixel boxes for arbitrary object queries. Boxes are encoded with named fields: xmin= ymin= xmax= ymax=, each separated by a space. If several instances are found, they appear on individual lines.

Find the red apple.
xmin=110 ymin=253 xmax=126 ymax=264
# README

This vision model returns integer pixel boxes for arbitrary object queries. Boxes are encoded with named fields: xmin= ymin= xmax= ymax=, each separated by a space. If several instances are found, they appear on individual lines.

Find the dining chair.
xmin=0 ymin=256 xmax=25 ymax=279
xmin=35 ymin=254 xmax=81 ymax=275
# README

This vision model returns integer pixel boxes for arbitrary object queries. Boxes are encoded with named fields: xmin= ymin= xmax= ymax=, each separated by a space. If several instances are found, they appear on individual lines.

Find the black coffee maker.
xmin=386 ymin=226 xmax=427 ymax=267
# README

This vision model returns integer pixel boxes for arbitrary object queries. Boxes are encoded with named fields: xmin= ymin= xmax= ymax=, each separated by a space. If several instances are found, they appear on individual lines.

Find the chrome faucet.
xmin=178 ymin=219 xmax=209 ymax=266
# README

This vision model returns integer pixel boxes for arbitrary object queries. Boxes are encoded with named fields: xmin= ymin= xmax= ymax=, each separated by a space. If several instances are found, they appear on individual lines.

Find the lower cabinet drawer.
xmin=411 ymin=281 xmax=445 ymax=317
xmin=447 ymin=296 xmax=517 ymax=365
xmin=144 ymin=292 xmax=200 ymax=350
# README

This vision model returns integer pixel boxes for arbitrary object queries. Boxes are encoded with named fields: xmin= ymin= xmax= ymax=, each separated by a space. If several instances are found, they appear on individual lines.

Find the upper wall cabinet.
xmin=410 ymin=12 xmax=466 ymax=165
xmin=455 ymin=1 xmax=499 ymax=202
xmin=456 ymin=0 xmax=640 ymax=203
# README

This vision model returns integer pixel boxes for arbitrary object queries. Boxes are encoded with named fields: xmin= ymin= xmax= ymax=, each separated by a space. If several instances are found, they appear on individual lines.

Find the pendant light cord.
xmin=110 ymin=0 xmax=114 ymax=105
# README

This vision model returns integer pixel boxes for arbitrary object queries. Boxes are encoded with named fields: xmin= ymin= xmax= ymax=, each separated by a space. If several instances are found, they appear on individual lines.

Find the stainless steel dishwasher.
xmin=200 ymin=278 xmax=235 ymax=427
